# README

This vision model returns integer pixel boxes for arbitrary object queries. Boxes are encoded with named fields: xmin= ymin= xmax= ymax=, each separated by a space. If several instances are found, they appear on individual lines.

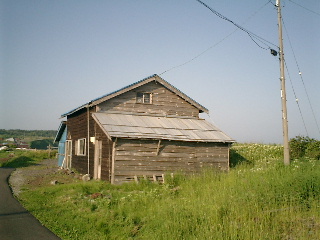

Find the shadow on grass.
xmin=229 ymin=149 xmax=251 ymax=168
xmin=0 ymin=156 xmax=39 ymax=168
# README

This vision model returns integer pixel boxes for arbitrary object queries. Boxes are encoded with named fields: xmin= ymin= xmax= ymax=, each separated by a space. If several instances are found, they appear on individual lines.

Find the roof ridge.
xmin=92 ymin=74 xmax=159 ymax=102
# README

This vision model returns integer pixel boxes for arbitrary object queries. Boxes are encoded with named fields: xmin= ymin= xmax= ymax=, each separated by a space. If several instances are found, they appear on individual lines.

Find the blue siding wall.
xmin=57 ymin=127 xmax=67 ymax=167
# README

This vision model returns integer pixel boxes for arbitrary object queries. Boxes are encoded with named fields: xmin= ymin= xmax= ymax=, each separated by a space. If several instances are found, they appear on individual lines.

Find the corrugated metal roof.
xmin=61 ymin=74 xmax=208 ymax=118
xmin=92 ymin=113 xmax=234 ymax=143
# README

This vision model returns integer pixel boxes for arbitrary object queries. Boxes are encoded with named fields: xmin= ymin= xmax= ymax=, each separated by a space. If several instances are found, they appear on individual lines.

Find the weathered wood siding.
xmin=97 ymin=81 xmax=200 ymax=118
xmin=113 ymin=139 xmax=230 ymax=184
xmin=67 ymin=108 xmax=95 ymax=175
xmin=67 ymin=108 xmax=114 ymax=180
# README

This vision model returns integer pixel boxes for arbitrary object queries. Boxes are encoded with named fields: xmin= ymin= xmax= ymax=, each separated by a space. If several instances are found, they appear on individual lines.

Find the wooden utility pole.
xmin=276 ymin=0 xmax=290 ymax=165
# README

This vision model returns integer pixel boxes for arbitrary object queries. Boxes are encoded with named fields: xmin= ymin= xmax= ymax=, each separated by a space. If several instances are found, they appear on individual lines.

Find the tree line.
xmin=0 ymin=129 xmax=57 ymax=139
xmin=0 ymin=129 xmax=58 ymax=150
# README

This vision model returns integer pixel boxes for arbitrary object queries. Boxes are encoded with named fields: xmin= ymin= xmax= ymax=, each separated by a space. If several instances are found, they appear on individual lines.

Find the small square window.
xmin=136 ymin=92 xmax=152 ymax=104
xmin=76 ymin=138 xmax=86 ymax=156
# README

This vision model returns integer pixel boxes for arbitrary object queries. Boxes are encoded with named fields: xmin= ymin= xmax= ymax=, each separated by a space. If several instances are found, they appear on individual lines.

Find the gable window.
xmin=75 ymin=138 xmax=86 ymax=156
xmin=136 ymin=92 xmax=152 ymax=104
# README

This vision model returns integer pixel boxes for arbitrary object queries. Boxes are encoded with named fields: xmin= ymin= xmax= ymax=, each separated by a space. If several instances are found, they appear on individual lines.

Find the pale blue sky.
xmin=1 ymin=0 xmax=319 ymax=143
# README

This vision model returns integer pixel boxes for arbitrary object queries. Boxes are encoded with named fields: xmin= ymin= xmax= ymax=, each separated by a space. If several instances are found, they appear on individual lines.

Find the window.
xmin=75 ymin=138 xmax=86 ymax=156
xmin=136 ymin=92 xmax=152 ymax=104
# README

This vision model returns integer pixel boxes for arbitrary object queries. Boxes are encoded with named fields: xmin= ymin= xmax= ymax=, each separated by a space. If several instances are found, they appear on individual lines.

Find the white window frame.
xmin=75 ymin=138 xmax=86 ymax=156
xmin=136 ymin=92 xmax=152 ymax=104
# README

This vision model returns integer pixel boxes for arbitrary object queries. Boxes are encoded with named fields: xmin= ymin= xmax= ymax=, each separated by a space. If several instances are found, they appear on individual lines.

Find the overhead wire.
xmin=282 ymin=17 xmax=320 ymax=137
xmin=159 ymin=30 xmax=237 ymax=75
xmin=284 ymin=59 xmax=309 ymax=136
xmin=160 ymin=0 xmax=275 ymax=75
xmin=194 ymin=0 xmax=278 ymax=50
xmin=288 ymin=0 xmax=320 ymax=16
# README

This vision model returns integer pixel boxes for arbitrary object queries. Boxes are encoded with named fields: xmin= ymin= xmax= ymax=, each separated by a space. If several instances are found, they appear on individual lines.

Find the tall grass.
xmin=18 ymin=144 xmax=320 ymax=239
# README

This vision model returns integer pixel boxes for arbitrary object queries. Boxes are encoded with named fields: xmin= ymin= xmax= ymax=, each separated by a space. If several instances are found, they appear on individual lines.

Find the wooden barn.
xmin=55 ymin=74 xmax=234 ymax=184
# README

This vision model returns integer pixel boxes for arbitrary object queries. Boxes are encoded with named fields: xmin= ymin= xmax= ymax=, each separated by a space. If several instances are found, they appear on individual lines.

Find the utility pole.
xmin=276 ymin=0 xmax=290 ymax=165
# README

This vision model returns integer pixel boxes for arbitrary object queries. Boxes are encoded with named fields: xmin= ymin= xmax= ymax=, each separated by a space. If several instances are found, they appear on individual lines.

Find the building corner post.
xmin=87 ymin=104 xmax=90 ymax=175
xmin=111 ymin=137 xmax=117 ymax=184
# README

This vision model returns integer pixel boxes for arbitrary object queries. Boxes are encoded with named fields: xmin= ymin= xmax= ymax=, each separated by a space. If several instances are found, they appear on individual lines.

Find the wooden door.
xmin=94 ymin=140 xmax=102 ymax=180
xmin=64 ymin=140 xmax=72 ymax=169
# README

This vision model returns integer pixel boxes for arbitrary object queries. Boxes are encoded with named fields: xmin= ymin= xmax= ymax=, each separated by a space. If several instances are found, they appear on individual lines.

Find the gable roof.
xmin=54 ymin=121 xmax=66 ymax=142
xmin=61 ymin=74 xmax=208 ymax=118
xmin=92 ymin=112 xmax=234 ymax=143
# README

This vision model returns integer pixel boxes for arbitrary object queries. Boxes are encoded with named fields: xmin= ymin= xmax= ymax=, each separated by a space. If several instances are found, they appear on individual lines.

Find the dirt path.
xmin=9 ymin=159 xmax=59 ymax=196
xmin=9 ymin=159 xmax=80 ymax=197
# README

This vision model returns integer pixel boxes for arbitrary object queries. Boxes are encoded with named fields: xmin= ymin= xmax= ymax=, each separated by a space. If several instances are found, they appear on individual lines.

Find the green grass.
xmin=0 ymin=149 xmax=56 ymax=167
xmin=17 ymin=144 xmax=320 ymax=239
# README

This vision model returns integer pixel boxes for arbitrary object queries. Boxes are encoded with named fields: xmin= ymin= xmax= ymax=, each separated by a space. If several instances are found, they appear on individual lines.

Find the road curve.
xmin=0 ymin=168 xmax=61 ymax=240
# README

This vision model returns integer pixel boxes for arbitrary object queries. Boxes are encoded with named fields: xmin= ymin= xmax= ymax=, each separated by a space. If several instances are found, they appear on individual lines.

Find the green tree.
xmin=30 ymin=139 xmax=57 ymax=149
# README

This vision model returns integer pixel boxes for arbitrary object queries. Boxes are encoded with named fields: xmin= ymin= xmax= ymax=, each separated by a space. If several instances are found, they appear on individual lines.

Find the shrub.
xmin=30 ymin=139 xmax=57 ymax=150
xmin=290 ymin=136 xmax=320 ymax=160
xmin=305 ymin=140 xmax=320 ymax=160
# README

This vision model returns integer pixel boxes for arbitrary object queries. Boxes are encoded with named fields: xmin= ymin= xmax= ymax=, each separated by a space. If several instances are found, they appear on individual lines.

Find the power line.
xmin=160 ymin=0 xmax=275 ymax=75
xmin=288 ymin=0 xmax=320 ymax=16
xmin=159 ymin=30 xmax=236 ymax=76
xmin=195 ymin=0 xmax=277 ymax=50
xmin=284 ymin=59 xmax=309 ymax=136
xmin=282 ymin=17 xmax=320 ymax=137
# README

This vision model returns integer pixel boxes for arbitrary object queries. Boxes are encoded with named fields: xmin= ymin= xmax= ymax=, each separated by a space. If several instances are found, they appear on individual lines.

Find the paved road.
xmin=0 ymin=168 xmax=61 ymax=240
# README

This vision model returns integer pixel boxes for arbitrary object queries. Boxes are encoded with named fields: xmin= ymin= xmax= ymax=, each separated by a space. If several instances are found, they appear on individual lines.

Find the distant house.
xmin=16 ymin=142 xmax=29 ymax=149
xmin=55 ymin=74 xmax=234 ymax=184
xmin=15 ymin=138 xmax=29 ymax=149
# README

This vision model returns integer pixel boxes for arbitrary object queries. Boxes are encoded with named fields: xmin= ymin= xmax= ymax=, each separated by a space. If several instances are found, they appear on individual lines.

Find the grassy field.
xmin=5 ymin=144 xmax=320 ymax=239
